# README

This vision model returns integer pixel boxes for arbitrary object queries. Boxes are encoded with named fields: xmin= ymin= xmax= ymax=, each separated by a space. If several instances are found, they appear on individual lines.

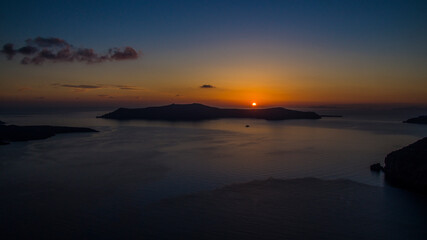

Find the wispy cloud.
xmin=26 ymin=37 xmax=70 ymax=47
xmin=1 ymin=37 xmax=141 ymax=65
xmin=118 ymin=87 xmax=138 ymax=90
xmin=60 ymin=84 xmax=102 ymax=89
xmin=109 ymin=85 xmax=143 ymax=91
xmin=52 ymin=83 xmax=143 ymax=91
xmin=200 ymin=84 xmax=215 ymax=89
xmin=98 ymin=94 xmax=114 ymax=99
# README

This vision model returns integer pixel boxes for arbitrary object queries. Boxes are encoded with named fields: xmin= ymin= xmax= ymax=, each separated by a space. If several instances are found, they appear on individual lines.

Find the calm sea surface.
xmin=1 ymin=107 xmax=427 ymax=239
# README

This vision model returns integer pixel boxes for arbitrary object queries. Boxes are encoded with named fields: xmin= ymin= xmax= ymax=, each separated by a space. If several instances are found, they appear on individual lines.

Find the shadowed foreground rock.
xmin=403 ymin=115 xmax=427 ymax=125
xmin=384 ymin=137 xmax=427 ymax=192
xmin=0 ymin=124 xmax=97 ymax=144
xmin=97 ymin=103 xmax=321 ymax=121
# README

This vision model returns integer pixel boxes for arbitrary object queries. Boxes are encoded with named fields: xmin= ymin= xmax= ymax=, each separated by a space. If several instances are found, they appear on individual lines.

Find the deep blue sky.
xmin=2 ymin=0 xmax=426 ymax=54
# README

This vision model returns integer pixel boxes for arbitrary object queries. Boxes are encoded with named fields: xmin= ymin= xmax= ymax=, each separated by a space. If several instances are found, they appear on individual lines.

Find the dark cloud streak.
xmin=119 ymin=87 xmax=138 ymax=90
xmin=52 ymin=83 xmax=142 ymax=91
xmin=200 ymin=84 xmax=215 ymax=89
xmin=26 ymin=37 xmax=70 ymax=47
xmin=60 ymin=84 xmax=102 ymax=89
xmin=1 ymin=44 xmax=16 ymax=59
xmin=110 ymin=47 xmax=139 ymax=60
xmin=18 ymin=46 xmax=38 ymax=55
xmin=2 ymin=37 xmax=141 ymax=65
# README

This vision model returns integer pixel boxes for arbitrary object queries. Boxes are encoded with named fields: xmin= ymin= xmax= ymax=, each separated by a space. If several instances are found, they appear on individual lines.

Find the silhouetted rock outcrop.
xmin=370 ymin=163 xmax=383 ymax=172
xmin=0 ymin=125 xmax=98 ymax=144
xmin=403 ymin=115 xmax=427 ymax=125
xmin=97 ymin=103 xmax=321 ymax=121
xmin=0 ymin=120 xmax=5 ymax=125
xmin=384 ymin=137 xmax=427 ymax=192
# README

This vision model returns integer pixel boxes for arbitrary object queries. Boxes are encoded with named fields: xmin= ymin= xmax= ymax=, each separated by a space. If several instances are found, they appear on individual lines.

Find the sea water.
xmin=1 ymin=107 xmax=427 ymax=239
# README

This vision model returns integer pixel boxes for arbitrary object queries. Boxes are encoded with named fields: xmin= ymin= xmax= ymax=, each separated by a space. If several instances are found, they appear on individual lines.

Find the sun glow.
xmin=252 ymin=102 xmax=257 ymax=107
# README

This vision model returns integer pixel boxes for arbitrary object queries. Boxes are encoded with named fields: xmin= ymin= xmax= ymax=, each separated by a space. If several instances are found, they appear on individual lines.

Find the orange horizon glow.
xmin=1 ymin=41 xmax=427 ymax=108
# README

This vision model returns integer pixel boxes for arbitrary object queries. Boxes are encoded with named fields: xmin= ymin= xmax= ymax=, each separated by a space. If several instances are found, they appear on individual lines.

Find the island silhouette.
xmin=97 ymin=103 xmax=321 ymax=121
xmin=0 ymin=123 xmax=97 ymax=145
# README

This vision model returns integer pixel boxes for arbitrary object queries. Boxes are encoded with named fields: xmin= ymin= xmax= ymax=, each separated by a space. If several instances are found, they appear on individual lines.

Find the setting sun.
xmin=252 ymin=102 xmax=257 ymax=107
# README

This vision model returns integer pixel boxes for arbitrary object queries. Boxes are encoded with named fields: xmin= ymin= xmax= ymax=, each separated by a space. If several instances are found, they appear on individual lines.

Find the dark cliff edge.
xmin=384 ymin=137 xmax=427 ymax=193
xmin=97 ymin=103 xmax=322 ymax=121
xmin=403 ymin=115 xmax=427 ymax=125
xmin=0 ymin=124 xmax=98 ymax=144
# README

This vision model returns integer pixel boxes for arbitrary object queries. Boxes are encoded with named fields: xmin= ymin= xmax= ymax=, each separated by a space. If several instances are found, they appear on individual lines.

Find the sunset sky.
xmin=1 ymin=0 xmax=427 ymax=109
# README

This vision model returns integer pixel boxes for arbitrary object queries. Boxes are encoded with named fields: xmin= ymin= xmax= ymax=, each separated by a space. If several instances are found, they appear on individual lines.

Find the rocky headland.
xmin=403 ymin=115 xmax=427 ymax=125
xmin=383 ymin=137 xmax=427 ymax=192
xmin=0 ymin=124 xmax=98 ymax=144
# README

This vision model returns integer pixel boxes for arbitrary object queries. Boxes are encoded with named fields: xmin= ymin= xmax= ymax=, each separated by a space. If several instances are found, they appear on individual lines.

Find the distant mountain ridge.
xmin=97 ymin=103 xmax=321 ymax=121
